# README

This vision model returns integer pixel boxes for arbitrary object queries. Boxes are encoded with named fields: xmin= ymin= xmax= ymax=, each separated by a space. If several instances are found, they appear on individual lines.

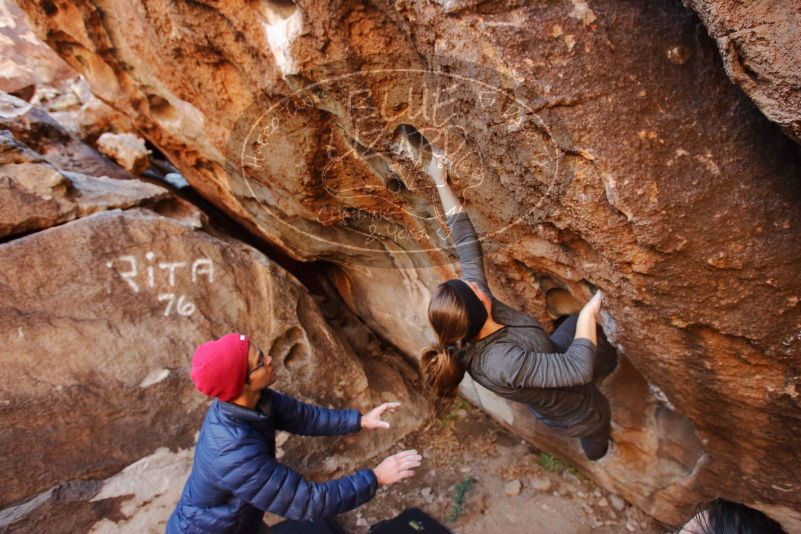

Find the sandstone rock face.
xmin=0 ymin=92 xmax=134 ymax=182
xmin=0 ymin=0 xmax=73 ymax=98
xmin=684 ymin=0 xmax=801 ymax=144
xmin=0 ymin=95 xmax=425 ymax=532
xmin=0 ymin=94 xmax=166 ymax=239
xmin=96 ymin=132 xmax=151 ymax=174
xmin=46 ymin=77 xmax=138 ymax=147
xmin=13 ymin=0 xmax=801 ymax=530
xmin=0 ymin=0 xmax=137 ymax=148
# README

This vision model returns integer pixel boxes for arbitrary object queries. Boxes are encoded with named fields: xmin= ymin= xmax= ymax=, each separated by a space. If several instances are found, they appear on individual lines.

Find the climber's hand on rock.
xmin=373 ymin=449 xmax=422 ymax=486
xmin=582 ymin=290 xmax=604 ymax=319
xmin=426 ymin=149 xmax=448 ymax=185
xmin=361 ymin=402 xmax=400 ymax=430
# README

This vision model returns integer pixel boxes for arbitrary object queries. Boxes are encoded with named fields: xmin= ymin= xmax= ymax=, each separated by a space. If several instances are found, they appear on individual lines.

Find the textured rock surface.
xmin=0 ymin=92 xmax=134 ymax=181
xmin=684 ymin=0 xmax=801 ymax=143
xmin=0 ymin=0 xmax=73 ymax=97
xmin=0 ymin=0 xmax=137 ymax=146
xmin=46 ymin=77 xmax=138 ymax=147
xmin=0 ymin=96 xmax=425 ymax=532
xmin=0 ymin=93 xmax=166 ymax=238
xmin=96 ymin=132 xmax=151 ymax=174
xmin=13 ymin=0 xmax=801 ymax=530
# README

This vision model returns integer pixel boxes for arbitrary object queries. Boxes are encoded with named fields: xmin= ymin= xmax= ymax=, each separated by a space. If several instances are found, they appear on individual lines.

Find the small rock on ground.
xmin=505 ymin=479 xmax=522 ymax=496
xmin=530 ymin=477 xmax=552 ymax=492
xmin=610 ymin=493 xmax=626 ymax=511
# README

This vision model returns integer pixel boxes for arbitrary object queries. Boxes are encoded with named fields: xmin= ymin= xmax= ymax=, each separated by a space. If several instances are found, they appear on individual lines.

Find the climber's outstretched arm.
xmin=425 ymin=149 xmax=492 ymax=295
xmin=427 ymin=150 xmax=462 ymax=217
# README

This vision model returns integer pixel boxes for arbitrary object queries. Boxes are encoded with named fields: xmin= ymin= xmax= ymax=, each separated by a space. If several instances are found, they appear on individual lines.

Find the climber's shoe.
xmin=579 ymin=424 xmax=612 ymax=461
xmin=580 ymin=436 xmax=610 ymax=461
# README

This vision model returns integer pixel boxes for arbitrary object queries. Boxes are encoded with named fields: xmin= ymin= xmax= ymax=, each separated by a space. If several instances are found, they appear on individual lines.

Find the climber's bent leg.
xmin=579 ymin=385 xmax=612 ymax=461
xmin=549 ymin=314 xmax=578 ymax=351
xmin=551 ymin=313 xmax=617 ymax=385
xmin=592 ymin=328 xmax=618 ymax=384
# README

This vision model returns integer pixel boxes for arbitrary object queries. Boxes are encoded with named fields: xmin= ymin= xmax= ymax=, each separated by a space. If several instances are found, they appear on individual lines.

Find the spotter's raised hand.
xmin=361 ymin=402 xmax=401 ymax=430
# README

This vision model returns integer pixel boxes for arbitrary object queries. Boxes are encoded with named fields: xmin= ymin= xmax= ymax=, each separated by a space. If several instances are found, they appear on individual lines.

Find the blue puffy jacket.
xmin=166 ymin=389 xmax=378 ymax=533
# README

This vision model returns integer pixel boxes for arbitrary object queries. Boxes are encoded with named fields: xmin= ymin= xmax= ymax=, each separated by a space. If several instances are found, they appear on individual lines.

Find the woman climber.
xmin=418 ymin=147 xmax=614 ymax=461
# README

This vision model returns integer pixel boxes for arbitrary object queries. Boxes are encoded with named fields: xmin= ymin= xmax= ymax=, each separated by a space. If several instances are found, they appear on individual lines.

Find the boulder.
xmin=0 ymin=92 xmax=133 ymax=181
xmin=96 ymin=132 xmax=151 ymax=175
xmin=47 ymin=77 xmax=138 ymax=147
xmin=13 ymin=0 xmax=801 ymax=530
xmin=0 ymin=0 xmax=135 ymax=145
xmin=0 ymin=0 xmax=74 ymax=98
xmin=684 ymin=0 xmax=801 ymax=144
xmin=0 ymin=94 xmax=167 ymax=239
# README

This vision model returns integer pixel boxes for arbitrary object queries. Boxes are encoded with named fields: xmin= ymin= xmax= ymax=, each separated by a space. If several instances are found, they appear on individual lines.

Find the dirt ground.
xmin=336 ymin=399 xmax=671 ymax=534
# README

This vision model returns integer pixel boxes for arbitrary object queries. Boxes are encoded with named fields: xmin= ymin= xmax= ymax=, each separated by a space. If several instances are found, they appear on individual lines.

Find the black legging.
xmin=549 ymin=314 xmax=580 ymax=354
xmin=547 ymin=315 xmax=612 ymax=460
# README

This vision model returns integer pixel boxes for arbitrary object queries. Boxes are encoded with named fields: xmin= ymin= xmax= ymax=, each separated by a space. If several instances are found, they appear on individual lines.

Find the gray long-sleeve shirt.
xmin=448 ymin=211 xmax=608 ymax=437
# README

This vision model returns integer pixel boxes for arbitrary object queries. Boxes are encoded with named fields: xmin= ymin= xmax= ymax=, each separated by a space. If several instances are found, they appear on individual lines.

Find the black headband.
xmin=441 ymin=279 xmax=488 ymax=341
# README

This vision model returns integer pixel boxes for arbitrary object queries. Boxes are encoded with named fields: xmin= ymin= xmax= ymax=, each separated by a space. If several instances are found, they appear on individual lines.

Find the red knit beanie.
xmin=191 ymin=333 xmax=250 ymax=401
